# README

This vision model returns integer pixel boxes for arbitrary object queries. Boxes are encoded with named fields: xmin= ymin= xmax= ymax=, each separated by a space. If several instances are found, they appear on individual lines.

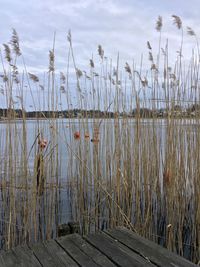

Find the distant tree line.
xmin=1 ymin=104 xmax=200 ymax=119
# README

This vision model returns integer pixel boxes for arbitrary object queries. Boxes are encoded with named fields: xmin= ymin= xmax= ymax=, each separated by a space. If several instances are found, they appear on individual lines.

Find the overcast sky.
xmin=1 ymin=0 xmax=200 ymax=72
xmin=1 ymin=0 xmax=200 ymax=110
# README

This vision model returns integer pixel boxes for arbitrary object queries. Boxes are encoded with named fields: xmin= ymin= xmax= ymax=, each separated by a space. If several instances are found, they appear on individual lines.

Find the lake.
xmin=0 ymin=118 xmax=199 ymax=262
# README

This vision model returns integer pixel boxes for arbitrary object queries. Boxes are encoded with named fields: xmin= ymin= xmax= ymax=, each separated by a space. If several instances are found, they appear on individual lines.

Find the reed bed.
xmin=0 ymin=15 xmax=199 ymax=264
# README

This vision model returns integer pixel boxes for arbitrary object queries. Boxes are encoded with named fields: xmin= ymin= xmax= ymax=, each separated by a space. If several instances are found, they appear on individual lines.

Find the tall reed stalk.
xmin=0 ymin=15 xmax=199 ymax=264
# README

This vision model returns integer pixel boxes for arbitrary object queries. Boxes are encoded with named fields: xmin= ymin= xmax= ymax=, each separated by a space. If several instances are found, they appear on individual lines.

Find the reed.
xmin=0 ymin=15 xmax=199 ymax=264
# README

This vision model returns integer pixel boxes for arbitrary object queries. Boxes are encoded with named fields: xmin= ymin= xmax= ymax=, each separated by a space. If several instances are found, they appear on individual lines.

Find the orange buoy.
xmin=85 ymin=133 xmax=90 ymax=139
xmin=74 ymin=131 xmax=80 ymax=139
xmin=38 ymin=139 xmax=48 ymax=149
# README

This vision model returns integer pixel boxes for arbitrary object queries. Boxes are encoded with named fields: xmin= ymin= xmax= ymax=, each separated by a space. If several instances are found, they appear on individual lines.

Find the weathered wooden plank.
xmin=13 ymin=245 xmax=41 ymax=267
xmin=0 ymin=228 xmax=197 ymax=267
xmin=105 ymin=227 xmax=197 ymax=267
xmin=57 ymin=234 xmax=105 ymax=267
xmin=0 ymin=253 xmax=7 ymax=267
xmin=61 ymin=233 xmax=116 ymax=267
xmin=44 ymin=239 xmax=79 ymax=267
xmin=31 ymin=239 xmax=78 ymax=267
xmin=85 ymin=231 xmax=156 ymax=267
xmin=30 ymin=242 xmax=59 ymax=267
xmin=0 ymin=250 xmax=21 ymax=267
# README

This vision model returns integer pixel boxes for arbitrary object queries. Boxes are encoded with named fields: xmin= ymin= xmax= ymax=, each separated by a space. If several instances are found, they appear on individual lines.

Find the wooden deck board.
xmin=13 ymin=245 xmax=42 ymax=267
xmin=105 ymin=227 xmax=197 ymax=267
xmin=57 ymin=234 xmax=104 ymax=267
xmin=44 ymin=239 xmax=79 ymax=267
xmin=30 ymin=239 xmax=78 ymax=267
xmin=31 ymin=241 xmax=60 ymax=267
xmin=0 ymin=250 xmax=22 ymax=267
xmin=0 ymin=253 xmax=7 ymax=267
xmin=0 ymin=227 xmax=197 ymax=266
xmin=57 ymin=234 xmax=116 ymax=267
xmin=85 ymin=231 xmax=156 ymax=267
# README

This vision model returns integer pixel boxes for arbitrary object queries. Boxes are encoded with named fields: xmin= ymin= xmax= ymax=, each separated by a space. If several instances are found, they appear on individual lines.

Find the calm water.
xmin=0 ymin=118 xmax=199 ymax=262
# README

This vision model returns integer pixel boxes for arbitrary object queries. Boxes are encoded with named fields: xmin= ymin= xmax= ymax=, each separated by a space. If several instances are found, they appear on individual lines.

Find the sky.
xmin=1 ymin=0 xmax=200 ymax=109
xmin=1 ymin=0 xmax=200 ymax=71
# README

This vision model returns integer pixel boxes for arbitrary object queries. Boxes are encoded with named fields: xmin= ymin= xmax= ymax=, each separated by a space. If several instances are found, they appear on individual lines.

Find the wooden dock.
xmin=0 ymin=227 xmax=197 ymax=266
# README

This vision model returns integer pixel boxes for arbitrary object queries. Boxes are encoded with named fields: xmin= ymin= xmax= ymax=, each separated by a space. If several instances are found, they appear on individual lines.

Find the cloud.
xmin=1 ymin=0 xmax=199 ymax=73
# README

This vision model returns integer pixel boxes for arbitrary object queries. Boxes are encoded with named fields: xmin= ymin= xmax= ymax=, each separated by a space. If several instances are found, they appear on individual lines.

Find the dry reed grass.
xmin=0 ymin=15 xmax=199 ymax=264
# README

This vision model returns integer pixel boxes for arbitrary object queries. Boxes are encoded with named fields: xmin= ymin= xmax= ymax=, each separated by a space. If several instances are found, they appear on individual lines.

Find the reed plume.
xmin=76 ymin=68 xmax=83 ymax=78
xmin=147 ymin=41 xmax=152 ymax=50
xmin=60 ymin=72 xmax=66 ymax=83
xmin=49 ymin=50 xmax=55 ymax=72
xmin=172 ymin=15 xmax=182 ymax=29
xmin=187 ymin=26 xmax=196 ymax=36
xmin=67 ymin=30 xmax=71 ymax=44
xmin=10 ymin=28 xmax=21 ymax=56
xmin=125 ymin=62 xmax=132 ymax=75
xmin=90 ymin=59 xmax=94 ymax=68
xmin=149 ymin=52 xmax=154 ymax=62
xmin=28 ymin=73 xmax=39 ymax=82
xmin=98 ymin=45 xmax=104 ymax=59
xmin=3 ymin=44 xmax=12 ymax=63
xmin=156 ymin=16 xmax=163 ymax=32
